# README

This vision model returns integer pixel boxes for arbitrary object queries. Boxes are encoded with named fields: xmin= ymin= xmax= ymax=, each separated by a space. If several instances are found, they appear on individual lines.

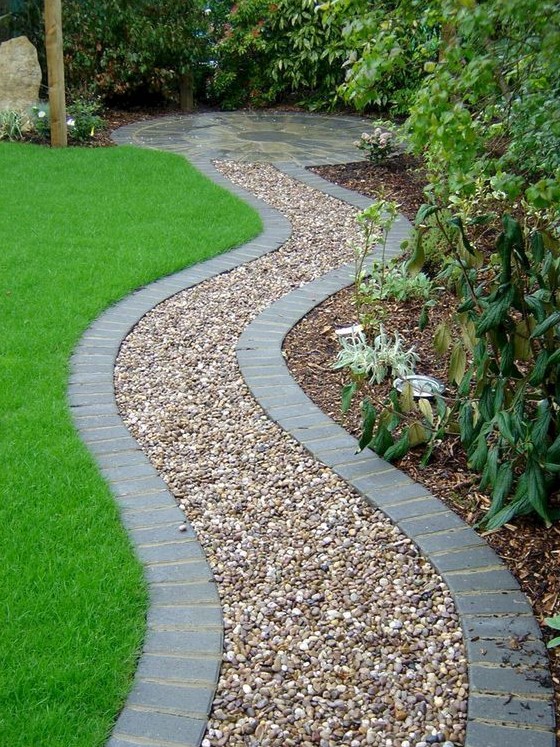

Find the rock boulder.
xmin=0 ymin=36 xmax=41 ymax=113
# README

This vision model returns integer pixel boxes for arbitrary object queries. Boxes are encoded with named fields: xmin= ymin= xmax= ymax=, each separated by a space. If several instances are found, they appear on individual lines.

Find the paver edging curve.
xmin=68 ymin=158 xmax=292 ymax=747
xmin=237 ymin=163 xmax=557 ymax=747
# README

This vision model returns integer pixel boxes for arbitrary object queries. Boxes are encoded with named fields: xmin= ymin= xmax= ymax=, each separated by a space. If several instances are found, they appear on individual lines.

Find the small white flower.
xmin=66 ymin=117 xmax=75 ymax=127
xmin=37 ymin=110 xmax=46 ymax=118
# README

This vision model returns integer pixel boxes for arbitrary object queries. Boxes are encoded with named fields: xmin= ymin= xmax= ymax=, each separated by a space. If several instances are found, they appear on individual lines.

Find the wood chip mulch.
xmin=286 ymin=158 xmax=560 ymax=744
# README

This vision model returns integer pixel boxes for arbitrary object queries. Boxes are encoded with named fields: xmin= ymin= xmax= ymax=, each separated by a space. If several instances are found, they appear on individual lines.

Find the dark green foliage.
xmin=11 ymin=0 xmax=210 ymax=104
xmin=207 ymin=0 xmax=349 ymax=109
xmin=332 ymin=0 xmax=440 ymax=114
xmin=420 ymin=209 xmax=560 ymax=529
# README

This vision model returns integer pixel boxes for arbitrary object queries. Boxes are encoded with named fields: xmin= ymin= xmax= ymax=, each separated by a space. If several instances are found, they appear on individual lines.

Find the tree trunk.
xmin=179 ymin=71 xmax=194 ymax=112
xmin=44 ymin=0 xmax=66 ymax=147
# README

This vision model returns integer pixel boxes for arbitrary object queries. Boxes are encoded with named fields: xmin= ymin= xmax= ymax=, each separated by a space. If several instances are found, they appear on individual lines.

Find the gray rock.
xmin=0 ymin=36 xmax=41 ymax=114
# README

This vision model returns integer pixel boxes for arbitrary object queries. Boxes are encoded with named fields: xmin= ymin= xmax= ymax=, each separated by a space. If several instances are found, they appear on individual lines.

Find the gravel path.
xmin=114 ymin=162 xmax=468 ymax=747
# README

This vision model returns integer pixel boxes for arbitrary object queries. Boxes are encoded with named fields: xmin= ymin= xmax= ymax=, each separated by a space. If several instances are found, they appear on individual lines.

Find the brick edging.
xmin=68 ymin=159 xmax=292 ymax=747
xmin=236 ymin=163 xmax=556 ymax=747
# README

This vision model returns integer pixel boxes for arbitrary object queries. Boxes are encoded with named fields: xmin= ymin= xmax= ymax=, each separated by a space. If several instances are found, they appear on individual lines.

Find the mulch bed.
xmin=288 ymin=157 xmax=560 ymax=744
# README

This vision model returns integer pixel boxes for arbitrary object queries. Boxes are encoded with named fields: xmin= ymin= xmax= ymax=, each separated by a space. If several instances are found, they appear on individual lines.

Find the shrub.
xmin=11 ymin=0 xmax=210 ymax=104
xmin=207 ymin=0 xmax=350 ymax=109
xmin=324 ymin=0 xmax=439 ymax=114
xmin=0 ymin=110 xmax=27 ymax=141
xmin=361 ymin=259 xmax=433 ymax=303
xmin=411 ymin=204 xmax=560 ymax=530
xmin=354 ymin=127 xmax=398 ymax=164
xmin=333 ymin=326 xmax=419 ymax=385
xmin=30 ymin=100 xmax=106 ymax=144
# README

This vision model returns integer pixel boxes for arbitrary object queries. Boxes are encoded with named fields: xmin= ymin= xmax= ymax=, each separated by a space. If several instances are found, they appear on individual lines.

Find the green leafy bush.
xmin=11 ymin=0 xmax=210 ymax=104
xmin=412 ymin=205 xmax=560 ymax=530
xmin=405 ymin=0 xmax=560 ymax=202
xmin=66 ymin=100 xmax=106 ymax=142
xmin=354 ymin=127 xmax=398 ymax=164
xmin=322 ymin=0 xmax=439 ymax=114
xmin=333 ymin=326 xmax=419 ymax=384
xmin=362 ymin=259 xmax=433 ymax=303
xmin=207 ymin=0 xmax=350 ymax=109
xmin=206 ymin=0 xmax=271 ymax=108
xmin=31 ymin=100 xmax=106 ymax=143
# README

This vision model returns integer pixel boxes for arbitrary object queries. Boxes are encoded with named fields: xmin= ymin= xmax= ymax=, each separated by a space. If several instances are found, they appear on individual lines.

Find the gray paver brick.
xmin=414 ymin=527 xmax=486 ymax=554
xmin=128 ymin=522 xmax=196 ymax=545
xmin=69 ymin=402 xmax=121 ymax=417
xmin=465 ymin=720 xmax=555 ymax=747
xmin=87 ymin=436 xmax=142 ymax=456
xmin=149 ymin=605 xmax=222 ymax=629
xmin=426 ymin=544 xmax=501 ymax=573
xmin=339 ymin=467 xmax=409 ymax=493
xmin=110 ymin=476 xmax=171 ymax=497
xmin=462 ymin=614 xmax=542 ymax=641
xmin=136 ymin=653 xmax=220 ymax=685
xmin=264 ymin=401 xmax=323 ymax=421
xmin=120 ymin=506 xmax=183 ymax=530
xmin=145 ymin=559 xmax=214 ymax=584
xmin=330 ymin=454 xmax=398 ymax=481
xmin=106 ymin=738 xmax=158 ymax=747
xmin=303 ymin=433 xmax=363 ymax=458
xmin=382 ymin=496 xmax=450 ymax=522
xmin=113 ymin=708 xmax=206 ymax=746
xmin=455 ymin=590 xmax=530 ymax=615
xmin=469 ymin=663 xmax=553 ymax=695
xmin=80 ymin=425 xmax=132 ymax=443
xmin=326 ymin=449 xmax=380 ymax=468
xmin=101 ymin=462 xmax=158 ymax=482
xmin=466 ymin=637 xmax=549 ymax=669
xmin=399 ymin=510 xmax=466 ymax=537
xmin=275 ymin=411 xmax=334 ymax=429
xmin=136 ymin=540 xmax=205 ymax=564
xmin=71 ymin=414 xmax=124 ymax=430
xmin=116 ymin=490 xmax=174 ymax=512
xmin=368 ymin=480 xmax=434 ymax=505
xmin=144 ymin=629 xmax=222 ymax=656
xmin=445 ymin=568 xmax=519 ymax=592
xmin=468 ymin=693 xmax=554 ymax=728
xmin=150 ymin=581 xmax=220 ymax=606
xmin=69 ymin=371 xmax=112 ymax=385
xmin=94 ymin=450 xmax=149 ymax=470
xmin=128 ymin=679 xmax=215 ymax=716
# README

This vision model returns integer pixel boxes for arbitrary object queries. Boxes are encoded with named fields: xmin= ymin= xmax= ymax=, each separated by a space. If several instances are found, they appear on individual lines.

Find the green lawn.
xmin=0 ymin=142 xmax=261 ymax=746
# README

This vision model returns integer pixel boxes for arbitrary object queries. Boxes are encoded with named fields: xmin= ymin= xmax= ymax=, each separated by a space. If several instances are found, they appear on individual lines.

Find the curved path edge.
xmin=68 ymin=158 xmax=291 ymax=747
xmin=237 ymin=164 xmax=557 ymax=747
xmin=67 ymin=145 xmax=556 ymax=747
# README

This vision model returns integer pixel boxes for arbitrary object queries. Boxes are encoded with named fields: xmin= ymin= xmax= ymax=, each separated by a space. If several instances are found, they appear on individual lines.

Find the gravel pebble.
xmin=114 ymin=161 xmax=467 ymax=746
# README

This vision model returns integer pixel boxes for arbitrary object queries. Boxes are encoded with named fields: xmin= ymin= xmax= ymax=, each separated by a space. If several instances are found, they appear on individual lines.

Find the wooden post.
xmin=179 ymin=71 xmax=194 ymax=112
xmin=44 ymin=0 xmax=67 ymax=147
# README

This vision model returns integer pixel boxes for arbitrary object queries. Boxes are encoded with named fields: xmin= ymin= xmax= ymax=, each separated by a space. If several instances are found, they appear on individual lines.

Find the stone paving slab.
xmin=65 ymin=114 xmax=556 ymax=746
